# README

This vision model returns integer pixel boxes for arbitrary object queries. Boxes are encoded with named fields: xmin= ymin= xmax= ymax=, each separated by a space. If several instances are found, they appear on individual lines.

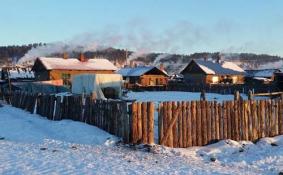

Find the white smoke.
xmin=17 ymin=40 xmax=109 ymax=64
xmin=127 ymin=51 xmax=148 ymax=63
xmin=153 ymin=53 xmax=170 ymax=65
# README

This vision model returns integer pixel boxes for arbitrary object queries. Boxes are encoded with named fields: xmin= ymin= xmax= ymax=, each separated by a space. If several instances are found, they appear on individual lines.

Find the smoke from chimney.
xmin=159 ymin=63 xmax=165 ymax=71
xmin=153 ymin=53 xmax=169 ymax=66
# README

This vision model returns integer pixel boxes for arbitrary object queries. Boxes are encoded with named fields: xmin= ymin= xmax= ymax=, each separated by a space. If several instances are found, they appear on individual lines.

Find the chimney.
xmin=159 ymin=63 xmax=165 ymax=71
xmin=204 ymin=55 xmax=208 ymax=61
xmin=130 ymin=60 xmax=134 ymax=68
xmin=63 ymin=52 xmax=68 ymax=59
xmin=79 ymin=53 xmax=86 ymax=62
xmin=216 ymin=53 xmax=221 ymax=64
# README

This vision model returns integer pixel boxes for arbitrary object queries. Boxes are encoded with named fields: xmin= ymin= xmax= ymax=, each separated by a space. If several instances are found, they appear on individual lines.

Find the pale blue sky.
xmin=1 ymin=0 xmax=283 ymax=55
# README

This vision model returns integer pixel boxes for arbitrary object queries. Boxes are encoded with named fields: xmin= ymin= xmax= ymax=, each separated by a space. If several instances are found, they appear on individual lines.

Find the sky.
xmin=1 ymin=0 xmax=283 ymax=56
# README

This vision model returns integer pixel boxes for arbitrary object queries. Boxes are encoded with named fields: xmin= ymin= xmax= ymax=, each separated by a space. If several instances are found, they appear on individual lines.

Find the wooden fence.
xmin=130 ymin=102 xmax=155 ymax=144
xmin=7 ymin=91 xmax=283 ymax=148
xmin=10 ymin=91 xmax=130 ymax=143
xmin=158 ymin=99 xmax=283 ymax=147
xmin=166 ymin=82 xmax=280 ymax=95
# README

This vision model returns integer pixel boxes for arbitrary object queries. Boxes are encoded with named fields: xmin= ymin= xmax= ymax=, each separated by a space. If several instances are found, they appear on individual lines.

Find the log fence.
xmin=158 ymin=99 xmax=283 ymax=147
xmin=7 ymin=91 xmax=283 ymax=148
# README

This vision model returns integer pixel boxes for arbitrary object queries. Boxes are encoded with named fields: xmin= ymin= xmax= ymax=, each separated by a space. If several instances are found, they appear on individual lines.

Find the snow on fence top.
xmin=37 ymin=57 xmax=117 ymax=71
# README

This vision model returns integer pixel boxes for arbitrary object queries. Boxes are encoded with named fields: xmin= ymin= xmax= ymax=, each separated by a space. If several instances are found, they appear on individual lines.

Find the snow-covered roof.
xmin=36 ymin=57 xmax=117 ymax=71
xmin=253 ymin=77 xmax=272 ymax=81
xmin=221 ymin=61 xmax=245 ymax=73
xmin=117 ymin=66 xmax=168 ymax=77
xmin=245 ymin=69 xmax=281 ymax=78
xmin=8 ymin=70 xmax=34 ymax=79
xmin=192 ymin=60 xmax=245 ymax=75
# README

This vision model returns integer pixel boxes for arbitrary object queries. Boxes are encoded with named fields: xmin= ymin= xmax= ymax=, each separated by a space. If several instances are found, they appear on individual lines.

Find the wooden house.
xmin=180 ymin=59 xmax=245 ymax=85
xmin=245 ymin=69 xmax=281 ymax=84
xmin=117 ymin=66 xmax=169 ymax=88
xmin=32 ymin=55 xmax=117 ymax=86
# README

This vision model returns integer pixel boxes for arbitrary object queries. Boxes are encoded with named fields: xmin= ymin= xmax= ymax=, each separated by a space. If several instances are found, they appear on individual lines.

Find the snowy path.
xmin=0 ymin=105 xmax=282 ymax=174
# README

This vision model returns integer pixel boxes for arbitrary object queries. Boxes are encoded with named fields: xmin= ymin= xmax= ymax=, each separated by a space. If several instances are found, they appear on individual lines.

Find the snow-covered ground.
xmin=124 ymin=91 xmax=265 ymax=102
xmin=0 ymin=104 xmax=282 ymax=174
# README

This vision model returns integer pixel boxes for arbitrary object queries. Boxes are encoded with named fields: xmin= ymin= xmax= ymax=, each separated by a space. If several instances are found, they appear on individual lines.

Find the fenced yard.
xmin=4 ymin=91 xmax=283 ymax=148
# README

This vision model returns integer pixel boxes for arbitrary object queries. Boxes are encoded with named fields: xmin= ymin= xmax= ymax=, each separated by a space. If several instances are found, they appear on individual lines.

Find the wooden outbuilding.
xmin=274 ymin=72 xmax=283 ymax=90
xmin=117 ymin=66 xmax=169 ymax=88
xmin=32 ymin=54 xmax=117 ymax=86
xmin=180 ymin=59 xmax=245 ymax=85
xmin=245 ymin=69 xmax=281 ymax=84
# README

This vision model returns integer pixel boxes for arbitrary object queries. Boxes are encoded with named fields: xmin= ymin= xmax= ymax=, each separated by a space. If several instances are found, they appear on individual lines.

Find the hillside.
xmin=1 ymin=44 xmax=283 ymax=74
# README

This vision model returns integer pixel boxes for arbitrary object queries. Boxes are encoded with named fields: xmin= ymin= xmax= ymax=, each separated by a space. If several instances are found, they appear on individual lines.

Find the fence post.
xmin=248 ymin=90 xmax=253 ymax=100
xmin=142 ymin=102 xmax=148 ymax=144
xmin=158 ymin=103 xmax=163 ymax=144
xmin=148 ymin=102 xmax=155 ymax=145
xmin=234 ymin=91 xmax=240 ymax=101
xmin=130 ymin=102 xmax=138 ymax=144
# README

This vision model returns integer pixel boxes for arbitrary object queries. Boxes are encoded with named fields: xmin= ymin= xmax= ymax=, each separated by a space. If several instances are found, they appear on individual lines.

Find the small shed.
xmin=1 ymin=66 xmax=34 ymax=81
xmin=245 ymin=69 xmax=281 ymax=84
xmin=117 ymin=66 xmax=169 ymax=88
xmin=180 ymin=59 xmax=245 ymax=85
xmin=72 ymin=74 xmax=123 ymax=100
xmin=32 ymin=55 xmax=117 ymax=87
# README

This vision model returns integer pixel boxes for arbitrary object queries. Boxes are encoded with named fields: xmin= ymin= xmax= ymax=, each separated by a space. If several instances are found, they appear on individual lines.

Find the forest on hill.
xmin=0 ymin=44 xmax=282 ymax=70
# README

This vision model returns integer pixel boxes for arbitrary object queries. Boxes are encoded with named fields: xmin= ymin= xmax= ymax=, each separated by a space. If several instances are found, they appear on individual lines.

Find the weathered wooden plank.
xmin=186 ymin=101 xmax=192 ymax=147
xmin=230 ymin=101 xmax=235 ymax=140
xmin=163 ymin=102 xmax=168 ymax=146
xmin=142 ymin=102 xmax=148 ymax=144
xmin=279 ymin=100 xmax=283 ymax=135
xmin=178 ymin=101 xmax=183 ymax=148
xmin=201 ymin=101 xmax=207 ymax=145
xmin=215 ymin=101 xmax=220 ymax=140
xmin=226 ymin=101 xmax=231 ymax=139
xmin=265 ymin=100 xmax=271 ymax=137
xmin=182 ymin=101 xmax=187 ymax=147
xmin=218 ymin=102 xmax=223 ymax=140
xmin=131 ymin=103 xmax=138 ymax=144
xmin=247 ymin=100 xmax=253 ymax=140
xmin=223 ymin=101 xmax=228 ymax=140
xmin=211 ymin=101 xmax=216 ymax=142
xmin=274 ymin=100 xmax=279 ymax=136
xmin=172 ymin=102 xmax=178 ymax=147
xmin=196 ymin=101 xmax=202 ymax=146
xmin=206 ymin=101 xmax=212 ymax=144
xmin=147 ymin=102 xmax=155 ymax=145
xmin=167 ymin=102 xmax=173 ymax=147
xmin=158 ymin=103 xmax=164 ymax=144
xmin=137 ymin=102 xmax=142 ymax=141
xmin=191 ymin=101 xmax=197 ymax=146
xmin=243 ymin=100 xmax=249 ymax=140
xmin=160 ymin=105 xmax=182 ymax=146
xmin=252 ymin=100 xmax=258 ymax=140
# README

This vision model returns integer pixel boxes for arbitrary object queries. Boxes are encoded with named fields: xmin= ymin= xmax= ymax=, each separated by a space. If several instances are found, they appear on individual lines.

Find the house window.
xmin=212 ymin=76 xmax=219 ymax=83
xmin=232 ymin=76 xmax=238 ymax=84
xmin=61 ymin=73 xmax=71 ymax=86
